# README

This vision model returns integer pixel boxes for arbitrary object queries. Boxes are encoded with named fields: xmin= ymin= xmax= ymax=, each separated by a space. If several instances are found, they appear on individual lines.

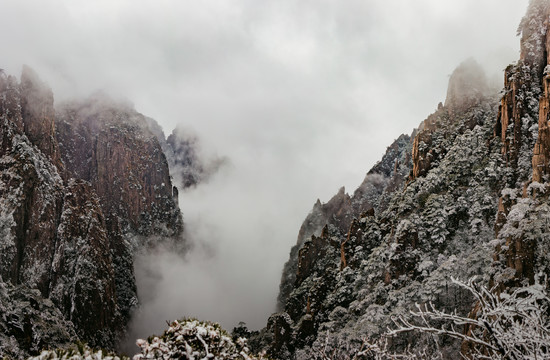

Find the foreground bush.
xmin=28 ymin=343 xmax=126 ymax=360
xmin=134 ymin=318 xmax=266 ymax=360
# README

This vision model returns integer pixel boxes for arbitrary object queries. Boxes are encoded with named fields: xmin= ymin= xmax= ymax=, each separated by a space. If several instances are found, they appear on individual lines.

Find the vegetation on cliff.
xmin=4 ymin=1 xmax=550 ymax=359
xmin=265 ymin=1 xmax=550 ymax=358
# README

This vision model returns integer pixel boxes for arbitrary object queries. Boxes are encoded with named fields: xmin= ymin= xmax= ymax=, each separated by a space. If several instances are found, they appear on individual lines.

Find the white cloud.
xmin=0 ymin=0 xmax=530 ymax=349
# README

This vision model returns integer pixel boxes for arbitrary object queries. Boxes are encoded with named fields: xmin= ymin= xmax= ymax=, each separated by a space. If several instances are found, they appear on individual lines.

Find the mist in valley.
xmin=0 ymin=0 xmax=531 ymax=352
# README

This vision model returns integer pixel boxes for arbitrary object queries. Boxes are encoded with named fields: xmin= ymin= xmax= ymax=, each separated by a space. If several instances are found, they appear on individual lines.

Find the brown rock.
xmin=0 ymin=74 xmax=24 ymax=154
xmin=0 ymin=136 xmax=64 ymax=294
xmin=340 ymin=219 xmax=363 ymax=271
xmin=0 ymin=69 xmax=184 ymax=351
xmin=49 ymin=179 xmax=120 ymax=347
xmin=410 ymin=123 xmax=435 ymax=179
xmin=56 ymin=95 xmax=183 ymax=238
xmin=533 ymin=75 xmax=550 ymax=182
xmin=19 ymin=66 xmax=62 ymax=170
xmin=266 ymin=313 xmax=294 ymax=356
xmin=295 ymin=234 xmax=330 ymax=287
xmin=494 ymin=64 xmax=529 ymax=167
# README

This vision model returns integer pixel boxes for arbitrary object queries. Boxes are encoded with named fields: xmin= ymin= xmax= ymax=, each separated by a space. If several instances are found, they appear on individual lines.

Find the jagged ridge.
xmin=262 ymin=3 xmax=550 ymax=357
xmin=0 ymin=67 xmax=186 ymax=356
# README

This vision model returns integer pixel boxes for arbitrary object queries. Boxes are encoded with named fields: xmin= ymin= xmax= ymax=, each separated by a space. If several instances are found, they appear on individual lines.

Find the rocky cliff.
xmin=55 ymin=93 xmax=182 ymax=239
xmin=4 ymin=1 xmax=550 ymax=359
xmin=0 ymin=69 xmax=185 ymax=356
xmin=277 ymin=134 xmax=412 ymax=311
xmin=263 ymin=5 xmax=550 ymax=358
xmin=492 ymin=0 xmax=550 ymax=289
xmin=144 ymin=120 xmax=226 ymax=191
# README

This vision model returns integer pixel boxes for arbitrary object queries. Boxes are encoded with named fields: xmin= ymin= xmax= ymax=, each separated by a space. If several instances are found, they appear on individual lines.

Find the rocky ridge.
xmin=3 ymin=1 xmax=550 ymax=359
xmin=0 ymin=68 xmax=185 ymax=356
xmin=277 ymin=133 xmax=412 ymax=311
xmin=263 ymin=2 xmax=550 ymax=358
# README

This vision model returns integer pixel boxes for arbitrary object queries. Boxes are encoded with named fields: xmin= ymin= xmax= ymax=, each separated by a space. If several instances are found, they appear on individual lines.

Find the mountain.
xmin=277 ymin=134 xmax=412 ymax=312
xmin=4 ymin=1 xmax=550 ymax=359
xmin=0 ymin=67 xmax=186 ymax=357
xmin=253 ymin=1 xmax=550 ymax=358
xmin=163 ymin=127 xmax=227 ymax=190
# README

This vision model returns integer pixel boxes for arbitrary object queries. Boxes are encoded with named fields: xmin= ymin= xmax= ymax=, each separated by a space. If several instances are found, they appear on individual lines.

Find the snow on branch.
xmin=387 ymin=276 xmax=550 ymax=359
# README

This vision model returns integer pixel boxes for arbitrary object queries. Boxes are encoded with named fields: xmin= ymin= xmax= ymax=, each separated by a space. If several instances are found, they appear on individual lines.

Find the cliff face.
xmin=410 ymin=59 xmax=495 ymax=182
xmin=0 ymin=69 xmax=185 ymax=355
xmin=0 ymin=131 xmax=65 ymax=295
xmin=0 ymin=72 xmax=111 ymax=350
xmin=490 ymin=0 xmax=550 ymax=289
xmin=531 ymin=7 xmax=550 ymax=184
xmin=277 ymin=135 xmax=412 ymax=310
xmin=277 ymin=188 xmax=351 ymax=310
xmin=19 ymin=66 xmax=63 ymax=170
xmin=261 ymin=3 xmax=550 ymax=358
xmin=55 ymin=94 xmax=182 ymax=239
xmin=0 ymin=282 xmax=78 ymax=358
xmin=48 ymin=179 xmax=119 ymax=346
xmin=533 ymin=74 xmax=550 ymax=182
xmin=266 ymin=25 xmax=513 ymax=360
xmin=495 ymin=1 xmax=548 ymax=181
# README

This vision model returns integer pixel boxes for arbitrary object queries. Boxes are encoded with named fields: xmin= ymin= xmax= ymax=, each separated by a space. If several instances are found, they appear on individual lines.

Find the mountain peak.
xmin=518 ymin=0 xmax=550 ymax=70
xmin=444 ymin=58 xmax=490 ymax=110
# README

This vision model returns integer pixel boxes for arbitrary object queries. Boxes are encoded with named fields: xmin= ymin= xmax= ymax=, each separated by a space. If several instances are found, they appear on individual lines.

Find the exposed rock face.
xmin=277 ymin=188 xmax=352 ymax=310
xmin=264 ymin=55 xmax=503 ymax=358
xmin=410 ymin=115 xmax=437 ymax=179
xmin=495 ymin=1 xmax=547 ymax=179
xmin=0 ymin=282 xmax=77 ymax=358
xmin=266 ymin=313 xmax=294 ymax=358
xmin=277 ymin=135 xmax=412 ymax=310
xmin=492 ymin=0 xmax=550 ymax=289
xmin=533 ymin=72 xmax=550 ymax=182
xmin=494 ymin=63 xmax=540 ymax=175
xmin=0 ymin=69 xmax=185 ymax=355
xmin=295 ymin=229 xmax=333 ymax=287
xmin=0 ymin=72 xmax=117 ymax=350
xmin=19 ymin=66 xmax=62 ymax=170
xmin=262 ymin=5 xmax=550 ymax=357
xmin=0 ymin=77 xmax=65 ymax=296
xmin=445 ymin=58 xmax=491 ymax=112
xmin=49 ymin=179 xmax=119 ymax=346
xmin=55 ymin=94 xmax=182 ymax=238
xmin=411 ymin=59 xmax=492 ymax=181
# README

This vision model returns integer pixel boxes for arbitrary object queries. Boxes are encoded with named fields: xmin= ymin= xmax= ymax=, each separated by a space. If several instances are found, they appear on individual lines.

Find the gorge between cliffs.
xmin=5 ymin=0 xmax=550 ymax=359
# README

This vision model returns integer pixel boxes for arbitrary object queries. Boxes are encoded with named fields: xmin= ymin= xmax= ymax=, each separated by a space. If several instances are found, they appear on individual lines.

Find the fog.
xmin=0 ymin=0 xmax=529 ymax=350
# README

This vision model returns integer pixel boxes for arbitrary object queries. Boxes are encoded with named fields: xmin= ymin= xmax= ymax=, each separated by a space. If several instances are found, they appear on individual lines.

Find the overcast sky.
xmin=1 ymin=0 xmax=530 ymax=346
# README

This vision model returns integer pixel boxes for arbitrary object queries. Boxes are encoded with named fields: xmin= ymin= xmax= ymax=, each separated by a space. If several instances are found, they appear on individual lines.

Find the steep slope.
xmin=0 ymin=282 xmax=77 ymax=359
xmin=0 ymin=69 xmax=185 ymax=356
xmin=0 ymin=70 xmax=120 ymax=351
xmin=55 ymin=93 xmax=182 ymax=239
xmin=263 ymin=2 xmax=550 ymax=358
xmin=263 ymin=57 xmax=511 ymax=359
xmin=277 ymin=134 xmax=412 ymax=310
xmin=491 ymin=0 xmax=550 ymax=289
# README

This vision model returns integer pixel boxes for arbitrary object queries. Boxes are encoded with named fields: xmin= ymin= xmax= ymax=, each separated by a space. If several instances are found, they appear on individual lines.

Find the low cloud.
xmin=122 ymin=158 xmax=307 ymax=353
xmin=0 ymin=0 xmax=532 ymax=355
